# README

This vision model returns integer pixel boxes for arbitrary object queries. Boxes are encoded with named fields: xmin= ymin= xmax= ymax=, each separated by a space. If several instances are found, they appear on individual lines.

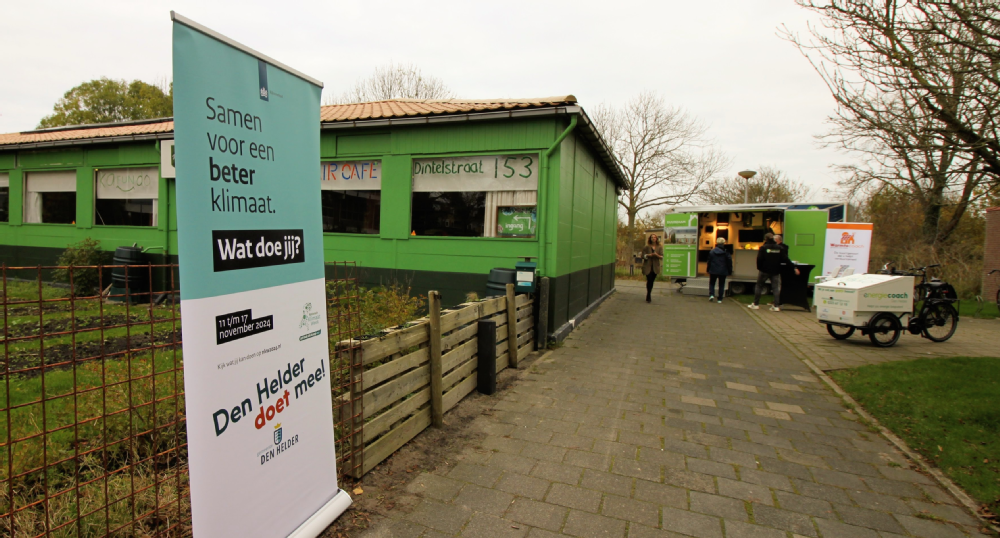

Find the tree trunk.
xmin=627 ymin=208 xmax=637 ymax=266
xmin=921 ymin=192 xmax=943 ymax=245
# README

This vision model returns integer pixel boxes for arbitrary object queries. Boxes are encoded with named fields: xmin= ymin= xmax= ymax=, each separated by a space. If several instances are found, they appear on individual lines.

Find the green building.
xmin=0 ymin=96 xmax=624 ymax=341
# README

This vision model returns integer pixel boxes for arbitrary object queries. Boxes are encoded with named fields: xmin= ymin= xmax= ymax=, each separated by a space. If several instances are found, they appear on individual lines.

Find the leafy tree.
xmin=327 ymin=62 xmax=453 ymax=105
xmin=698 ymin=166 xmax=811 ymax=205
xmin=38 ymin=78 xmax=172 ymax=128
xmin=783 ymin=0 xmax=1000 ymax=244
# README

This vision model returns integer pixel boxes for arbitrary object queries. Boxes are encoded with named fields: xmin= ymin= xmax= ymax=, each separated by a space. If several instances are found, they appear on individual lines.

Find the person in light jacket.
xmin=641 ymin=234 xmax=663 ymax=303
xmin=707 ymin=237 xmax=732 ymax=303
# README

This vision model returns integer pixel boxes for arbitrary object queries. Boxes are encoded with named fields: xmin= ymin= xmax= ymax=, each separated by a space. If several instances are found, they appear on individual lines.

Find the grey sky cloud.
xmin=0 ymin=0 xmax=851 ymax=206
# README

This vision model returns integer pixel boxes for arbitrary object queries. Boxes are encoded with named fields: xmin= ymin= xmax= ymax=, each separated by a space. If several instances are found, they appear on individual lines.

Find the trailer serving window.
xmin=24 ymin=170 xmax=76 ymax=224
xmin=95 ymin=167 xmax=158 ymax=226
xmin=0 ymin=173 xmax=8 ymax=222
xmin=321 ymin=160 xmax=380 ymax=234
xmin=410 ymin=154 xmax=537 ymax=237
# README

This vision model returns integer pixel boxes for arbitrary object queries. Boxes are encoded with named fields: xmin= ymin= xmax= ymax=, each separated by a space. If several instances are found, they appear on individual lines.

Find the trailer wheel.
xmin=826 ymin=324 xmax=855 ymax=340
xmin=868 ymin=313 xmax=901 ymax=347
xmin=729 ymin=282 xmax=746 ymax=295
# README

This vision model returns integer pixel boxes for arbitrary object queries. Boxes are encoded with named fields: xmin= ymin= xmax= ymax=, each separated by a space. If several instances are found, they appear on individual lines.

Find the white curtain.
xmin=0 ymin=173 xmax=8 ymax=188
xmin=24 ymin=171 xmax=76 ymax=224
xmin=484 ymin=191 xmax=537 ymax=237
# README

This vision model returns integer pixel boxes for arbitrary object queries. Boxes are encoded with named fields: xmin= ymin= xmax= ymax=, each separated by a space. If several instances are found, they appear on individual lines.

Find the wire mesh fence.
xmin=1 ymin=263 xmax=364 ymax=537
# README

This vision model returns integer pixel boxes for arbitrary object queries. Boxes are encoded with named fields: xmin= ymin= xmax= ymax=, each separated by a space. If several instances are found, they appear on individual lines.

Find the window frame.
xmin=408 ymin=151 xmax=541 ymax=240
xmin=22 ymin=169 xmax=78 ymax=226
xmin=0 ymin=172 xmax=9 ymax=224
xmin=92 ymin=166 xmax=160 ymax=228
xmin=319 ymin=158 xmax=382 ymax=237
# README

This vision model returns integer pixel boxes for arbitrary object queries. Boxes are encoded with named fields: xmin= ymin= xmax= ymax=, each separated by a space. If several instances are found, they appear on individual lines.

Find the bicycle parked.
xmin=824 ymin=263 xmax=959 ymax=347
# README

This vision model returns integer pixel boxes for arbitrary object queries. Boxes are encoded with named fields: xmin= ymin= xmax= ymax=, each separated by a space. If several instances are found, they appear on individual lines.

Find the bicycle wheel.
xmin=922 ymin=303 xmax=958 ymax=342
xmin=868 ymin=313 xmax=901 ymax=347
xmin=826 ymin=324 xmax=855 ymax=340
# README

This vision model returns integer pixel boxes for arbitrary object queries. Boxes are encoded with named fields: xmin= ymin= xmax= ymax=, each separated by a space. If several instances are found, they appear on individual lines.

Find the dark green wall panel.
xmin=20 ymin=149 xmax=83 ymax=168
xmin=338 ymin=133 xmax=390 ymax=155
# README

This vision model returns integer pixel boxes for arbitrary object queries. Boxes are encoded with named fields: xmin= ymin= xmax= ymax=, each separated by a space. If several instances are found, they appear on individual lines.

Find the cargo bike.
xmin=815 ymin=264 xmax=959 ymax=347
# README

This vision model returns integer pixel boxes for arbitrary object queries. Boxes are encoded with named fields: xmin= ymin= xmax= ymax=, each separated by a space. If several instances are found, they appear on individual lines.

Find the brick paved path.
xmin=743 ymin=296 xmax=1000 ymax=371
xmin=360 ymin=283 xmax=989 ymax=538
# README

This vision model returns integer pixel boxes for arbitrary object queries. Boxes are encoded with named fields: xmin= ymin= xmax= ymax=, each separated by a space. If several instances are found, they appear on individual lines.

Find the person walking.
xmin=707 ymin=237 xmax=732 ymax=303
xmin=641 ymin=234 xmax=663 ymax=303
xmin=747 ymin=233 xmax=798 ymax=311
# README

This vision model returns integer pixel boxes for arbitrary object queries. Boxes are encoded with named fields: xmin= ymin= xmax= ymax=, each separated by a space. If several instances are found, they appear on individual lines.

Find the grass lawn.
xmin=959 ymin=298 xmax=999 ymax=320
xmin=830 ymin=357 xmax=1000 ymax=514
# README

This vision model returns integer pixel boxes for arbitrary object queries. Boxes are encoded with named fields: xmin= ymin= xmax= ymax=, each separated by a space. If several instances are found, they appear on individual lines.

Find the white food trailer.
xmin=662 ymin=202 xmax=851 ymax=296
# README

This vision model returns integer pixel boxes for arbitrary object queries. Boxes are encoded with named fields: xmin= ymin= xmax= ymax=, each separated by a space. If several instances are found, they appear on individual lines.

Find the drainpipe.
xmin=538 ymin=115 xmax=577 ymax=279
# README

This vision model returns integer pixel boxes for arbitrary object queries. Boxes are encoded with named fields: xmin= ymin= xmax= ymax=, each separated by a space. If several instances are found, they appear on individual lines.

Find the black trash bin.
xmin=486 ymin=267 xmax=516 ymax=297
xmin=109 ymin=246 xmax=149 ymax=303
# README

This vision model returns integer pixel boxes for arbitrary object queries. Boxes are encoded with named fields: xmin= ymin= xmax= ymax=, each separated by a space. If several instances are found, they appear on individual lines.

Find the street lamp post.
xmin=738 ymin=170 xmax=757 ymax=204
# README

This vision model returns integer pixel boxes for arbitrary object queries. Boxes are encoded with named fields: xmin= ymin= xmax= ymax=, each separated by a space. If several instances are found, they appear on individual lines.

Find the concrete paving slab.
xmin=355 ymin=283 xmax=984 ymax=538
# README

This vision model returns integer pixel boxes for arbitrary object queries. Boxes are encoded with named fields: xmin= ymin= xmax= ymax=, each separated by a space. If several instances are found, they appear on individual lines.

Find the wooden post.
xmin=477 ymin=320 xmax=497 ymax=394
xmin=536 ymin=277 xmax=549 ymax=350
xmin=348 ymin=344 xmax=364 ymax=478
xmin=506 ymin=283 xmax=519 ymax=368
xmin=428 ymin=290 xmax=444 ymax=427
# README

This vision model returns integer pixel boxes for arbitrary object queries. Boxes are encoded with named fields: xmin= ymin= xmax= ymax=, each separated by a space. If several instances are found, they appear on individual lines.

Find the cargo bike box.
xmin=814 ymin=269 xmax=959 ymax=347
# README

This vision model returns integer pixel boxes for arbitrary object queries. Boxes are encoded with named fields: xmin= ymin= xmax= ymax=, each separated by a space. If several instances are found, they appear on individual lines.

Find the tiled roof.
xmin=0 ymin=97 xmax=578 ymax=147
xmin=0 ymin=119 xmax=174 ymax=146
xmin=319 ymin=96 xmax=577 ymax=123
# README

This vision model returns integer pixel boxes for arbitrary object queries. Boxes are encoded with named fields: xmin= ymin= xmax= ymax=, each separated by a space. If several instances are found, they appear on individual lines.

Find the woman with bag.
xmin=642 ymin=234 xmax=663 ymax=303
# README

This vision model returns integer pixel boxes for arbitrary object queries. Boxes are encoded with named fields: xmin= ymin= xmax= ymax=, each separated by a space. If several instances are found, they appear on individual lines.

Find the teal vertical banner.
xmin=172 ymin=13 xmax=351 ymax=538
xmin=173 ymin=17 xmax=323 ymax=300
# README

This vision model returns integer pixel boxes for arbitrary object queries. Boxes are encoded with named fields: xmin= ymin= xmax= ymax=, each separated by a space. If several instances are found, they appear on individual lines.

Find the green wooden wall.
xmin=0 ymin=115 xmax=619 ymax=330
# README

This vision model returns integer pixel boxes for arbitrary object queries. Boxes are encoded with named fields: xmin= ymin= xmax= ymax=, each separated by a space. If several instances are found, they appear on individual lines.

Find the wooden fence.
xmin=339 ymin=285 xmax=535 ymax=477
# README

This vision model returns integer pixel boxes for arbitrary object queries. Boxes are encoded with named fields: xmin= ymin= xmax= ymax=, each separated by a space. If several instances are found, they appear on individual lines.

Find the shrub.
xmin=325 ymin=281 xmax=426 ymax=337
xmin=53 ymin=238 xmax=109 ymax=296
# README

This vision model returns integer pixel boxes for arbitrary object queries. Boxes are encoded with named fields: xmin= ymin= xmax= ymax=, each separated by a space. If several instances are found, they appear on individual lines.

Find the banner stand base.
xmin=287 ymin=489 xmax=353 ymax=538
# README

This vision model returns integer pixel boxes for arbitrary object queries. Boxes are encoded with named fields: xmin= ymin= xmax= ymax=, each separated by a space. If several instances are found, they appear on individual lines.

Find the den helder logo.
xmin=210 ymin=357 xmax=328 ymax=465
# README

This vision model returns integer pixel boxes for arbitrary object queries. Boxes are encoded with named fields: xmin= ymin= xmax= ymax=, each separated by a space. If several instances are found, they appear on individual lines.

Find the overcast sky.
xmin=0 ymin=0 xmax=851 ymax=205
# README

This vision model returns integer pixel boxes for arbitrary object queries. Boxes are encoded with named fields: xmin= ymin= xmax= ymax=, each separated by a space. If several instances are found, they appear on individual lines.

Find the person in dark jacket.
xmin=706 ymin=237 xmax=732 ymax=303
xmin=748 ymin=233 xmax=798 ymax=311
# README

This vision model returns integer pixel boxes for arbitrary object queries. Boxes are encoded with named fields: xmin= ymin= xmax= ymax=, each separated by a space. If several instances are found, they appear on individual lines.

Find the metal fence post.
xmin=477 ymin=320 xmax=497 ymax=394
xmin=506 ymin=283 xmax=519 ymax=368
xmin=428 ymin=290 xmax=444 ymax=427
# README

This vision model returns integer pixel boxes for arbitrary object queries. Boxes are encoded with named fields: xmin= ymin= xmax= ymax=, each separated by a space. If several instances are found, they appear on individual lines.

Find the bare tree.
xmin=783 ymin=0 xmax=999 ymax=244
xmin=699 ymin=166 xmax=811 ymax=205
xmin=593 ymin=91 xmax=728 ymax=258
xmin=326 ymin=62 xmax=454 ymax=105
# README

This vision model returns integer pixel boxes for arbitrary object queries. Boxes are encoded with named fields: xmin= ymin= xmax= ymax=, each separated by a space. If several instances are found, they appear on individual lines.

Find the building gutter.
xmin=538 ymin=115 xmax=578 ymax=278
xmin=0 ymin=132 xmax=175 ymax=151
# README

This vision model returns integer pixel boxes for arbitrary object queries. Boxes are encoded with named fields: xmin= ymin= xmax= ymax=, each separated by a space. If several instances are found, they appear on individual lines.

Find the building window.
xmin=411 ymin=154 xmax=538 ymax=237
xmin=0 ymin=173 xmax=8 ymax=223
xmin=95 ymin=167 xmax=159 ymax=226
xmin=321 ymin=160 xmax=380 ymax=234
xmin=24 ymin=170 xmax=77 ymax=224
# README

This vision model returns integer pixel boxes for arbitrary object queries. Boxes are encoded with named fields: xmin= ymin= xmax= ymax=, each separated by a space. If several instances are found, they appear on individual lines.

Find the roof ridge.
xmin=23 ymin=116 xmax=174 ymax=135
xmin=321 ymin=95 xmax=576 ymax=107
